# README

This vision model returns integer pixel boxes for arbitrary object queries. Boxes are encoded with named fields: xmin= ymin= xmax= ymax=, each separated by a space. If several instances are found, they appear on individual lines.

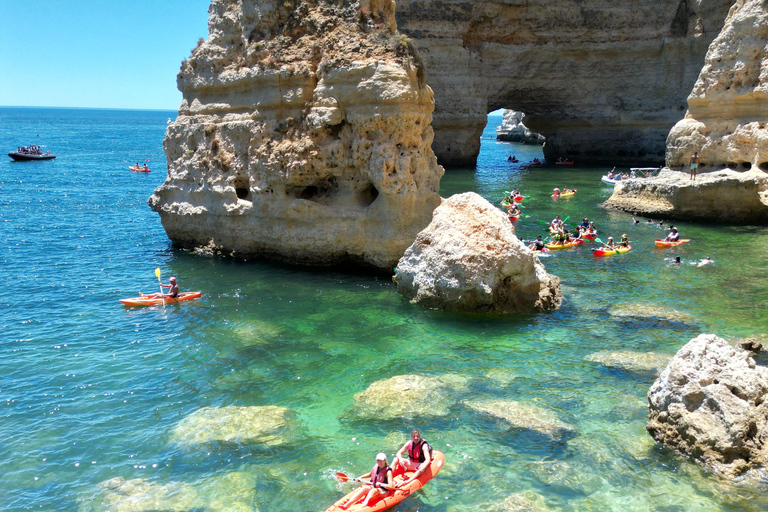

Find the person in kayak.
xmin=619 ymin=234 xmax=629 ymax=247
xmin=579 ymin=218 xmax=590 ymax=230
xmin=663 ymin=227 xmax=680 ymax=242
xmin=339 ymin=452 xmax=394 ymax=510
xmin=394 ymin=429 xmax=432 ymax=488
xmin=603 ymin=237 xmax=615 ymax=249
xmin=528 ymin=235 xmax=546 ymax=252
xmin=141 ymin=277 xmax=179 ymax=299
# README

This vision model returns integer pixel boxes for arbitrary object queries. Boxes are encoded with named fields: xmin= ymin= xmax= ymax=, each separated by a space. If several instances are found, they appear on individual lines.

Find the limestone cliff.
xmin=394 ymin=0 xmax=733 ymax=166
xmin=604 ymin=0 xmax=768 ymax=223
xmin=150 ymin=0 xmax=443 ymax=270
xmin=667 ymin=0 xmax=768 ymax=171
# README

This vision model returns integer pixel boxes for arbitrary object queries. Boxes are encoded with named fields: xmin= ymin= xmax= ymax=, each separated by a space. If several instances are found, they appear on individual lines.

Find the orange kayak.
xmin=654 ymin=238 xmax=690 ymax=247
xmin=119 ymin=291 xmax=201 ymax=307
xmin=326 ymin=451 xmax=445 ymax=512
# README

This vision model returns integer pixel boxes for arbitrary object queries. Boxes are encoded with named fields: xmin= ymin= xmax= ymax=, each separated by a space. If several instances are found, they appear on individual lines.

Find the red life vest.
xmin=371 ymin=464 xmax=391 ymax=487
xmin=407 ymin=439 xmax=428 ymax=463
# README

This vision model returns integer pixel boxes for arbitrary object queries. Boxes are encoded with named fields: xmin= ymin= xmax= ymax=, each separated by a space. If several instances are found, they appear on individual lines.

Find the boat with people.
xmin=129 ymin=165 xmax=151 ymax=173
xmin=545 ymin=239 xmax=585 ymax=250
xmin=601 ymin=175 xmax=622 ymax=185
xmin=654 ymin=238 xmax=690 ymax=247
xmin=8 ymin=145 xmax=56 ymax=161
xmin=326 ymin=450 xmax=445 ymax=512
xmin=119 ymin=291 xmax=202 ymax=307
xmin=593 ymin=245 xmax=632 ymax=256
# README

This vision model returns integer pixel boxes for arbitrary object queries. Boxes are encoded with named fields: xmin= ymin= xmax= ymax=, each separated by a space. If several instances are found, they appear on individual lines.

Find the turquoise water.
xmin=1 ymin=108 xmax=767 ymax=511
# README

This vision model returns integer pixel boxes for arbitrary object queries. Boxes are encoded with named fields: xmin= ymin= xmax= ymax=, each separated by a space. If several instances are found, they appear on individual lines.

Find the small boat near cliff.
xmin=8 ymin=145 xmax=56 ymax=161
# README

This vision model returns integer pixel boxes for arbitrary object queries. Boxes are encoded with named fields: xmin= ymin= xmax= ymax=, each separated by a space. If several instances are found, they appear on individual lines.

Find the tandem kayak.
xmin=119 ymin=291 xmax=202 ymax=307
xmin=654 ymin=239 xmax=690 ymax=247
xmin=326 ymin=451 xmax=445 ymax=512
xmin=593 ymin=245 xmax=632 ymax=256
xmin=129 ymin=165 xmax=151 ymax=173
xmin=545 ymin=239 xmax=584 ymax=250
xmin=552 ymin=190 xmax=577 ymax=198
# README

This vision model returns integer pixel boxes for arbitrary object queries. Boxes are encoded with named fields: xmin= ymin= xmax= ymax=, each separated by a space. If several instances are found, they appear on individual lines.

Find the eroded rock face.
xmin=667 ymin=0 xmax=768 ymax=171
xmin=647 ymin=334 xmax=768 ymax=480
xmin=150 ymin=0 xmax=443 ymax=270
xmin=395 ymin=192 xmax=561 ymax=313
xmin=602 ymin=168 xmax=768 ymax=222
xmin=463 ymin=399 xmax=576 ymax=440
xmin=170 ymin=405 xmax=300 ymax=447
xmin=395 ymin=0 xmax=732 ymax=166
xmin=350 ymin=374 xmax=469 ymax=420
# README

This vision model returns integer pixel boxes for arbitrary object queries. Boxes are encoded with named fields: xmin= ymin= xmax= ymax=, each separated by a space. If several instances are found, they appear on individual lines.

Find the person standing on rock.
xmin=690 ymin=152 xmax=700 ymax=180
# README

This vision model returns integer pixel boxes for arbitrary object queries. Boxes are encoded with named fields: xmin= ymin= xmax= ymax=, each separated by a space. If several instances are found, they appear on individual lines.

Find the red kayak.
xmin=326 ymin=451 xmax=445 ymax=512
xmin=655 ymin=238 xmax=690 ymax=247
xmin=129 ymin=165 xmax=151 ymax=173
xmin=119 ymin=291 xmax=201 ymax=307
xmin=513 ymin=195 xmax=524 ymax=202
xmin=583 ymin=232 xmax=597 ymax=240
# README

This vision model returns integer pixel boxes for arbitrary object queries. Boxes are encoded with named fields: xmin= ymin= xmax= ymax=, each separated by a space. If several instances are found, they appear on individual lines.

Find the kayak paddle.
xmin=335 ymin=472 xmax=395 ymax=490
xmin=155 ymin=267 xmax=165 ymax=307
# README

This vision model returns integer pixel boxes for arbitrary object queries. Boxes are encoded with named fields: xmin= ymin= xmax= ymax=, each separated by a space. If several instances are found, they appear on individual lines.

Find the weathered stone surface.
xmin=667 ymin=0 xmax=768 ymax=171
xmin=351 ymin=374 xmax=469 ymax=420
xmin=496 ymin=110 xmax=543 ymax=144
xmin=394 ymin=192 xmax=561 ymax=313
xmin=647 ymin=334 xmax=768 ymax=480
xmin=151 ymin=0 xmax=443 ymax=270
xmin=171 ymin=405 xmax=299 ymax=447
xmin=97 ymin=472 xmax=258 ymax=512
xmin=463 ymin=399 xmax=576 ymax=440
xmin=608 ymin=303 xmax=696 ymax=325
xmin=395 ymin=0 xmax=732 ymax=166
xmin=585 ymin=350 xmax=672 ymax=375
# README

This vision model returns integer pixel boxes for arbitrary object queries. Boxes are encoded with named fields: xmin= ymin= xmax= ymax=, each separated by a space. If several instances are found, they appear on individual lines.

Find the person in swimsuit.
xmin=663 ymin=227 xmax=680 ymax=242
xmin=690 ymin=152 xmax=700 ymax=180
xmin=142 ymin=276 xmax=179 ymax=299
xmin=339 ymin=453 xmax=394 ymax=510
xmin=394 ymin=429 xmax=432 ymax=488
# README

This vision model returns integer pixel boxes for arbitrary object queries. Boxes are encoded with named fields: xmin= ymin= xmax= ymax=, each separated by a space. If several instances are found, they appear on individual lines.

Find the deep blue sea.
xmin=1 ymin=108 xmax=767 ymax=512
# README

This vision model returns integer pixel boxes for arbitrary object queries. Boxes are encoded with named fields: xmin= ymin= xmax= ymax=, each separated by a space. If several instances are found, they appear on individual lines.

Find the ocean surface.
xmin=1 ymin=107 xmax=767 ymax=512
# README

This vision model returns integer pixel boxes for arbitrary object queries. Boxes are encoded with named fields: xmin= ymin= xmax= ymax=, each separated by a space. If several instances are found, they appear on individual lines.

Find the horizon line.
xmin=0 ymin=105 xmax=179 ymax=113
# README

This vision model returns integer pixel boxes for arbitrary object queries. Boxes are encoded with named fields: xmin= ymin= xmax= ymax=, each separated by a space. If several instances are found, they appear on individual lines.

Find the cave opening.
xmin=232 ymin=176 xmax=251 ymax=201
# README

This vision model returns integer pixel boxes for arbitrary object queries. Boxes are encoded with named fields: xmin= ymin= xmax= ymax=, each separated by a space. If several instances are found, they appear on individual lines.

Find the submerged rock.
xmin=585 ymin=350 xmax=672 ymax=375
xmin=647 ymin=334 xmax=768 ymax=480
xmin=171 ymin=405 xmax=299 ymax=447
xmin=97 ymin=472 xmax=258 ymax=512
xmin=151 ymin=0 xmax=443 ymax=270
xmin=351 ymin=374 xmax=469 ymax=420
xmin=463 ymin=399 xmax=576 ymax=440
xmin=394 ymin=192 xmax=562 ymax=313
xmin=608 ymin=304 xmax=695 ymax=325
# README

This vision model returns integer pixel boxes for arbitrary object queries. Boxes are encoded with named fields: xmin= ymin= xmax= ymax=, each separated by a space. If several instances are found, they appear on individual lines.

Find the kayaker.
xmin=663 ymin=227 xmax=680 ymax=242
xmin=549 ymin=215 xmax=562 ymax=230
xmin=143 ymin=163 xmax=149 ymax=171
xmin=528 ymin=235 xmax=546 ymax=252
xmin=142 ymin=277 xmax=179 ymax=299
xmin=619 ymin=234 xmax=629 ymax=247
xmin=394 ymin=429 xmax=432 ymax=488
xmin=603 ymin=237 xmax=615 ymax=249
xmin=690 ymin=152 xmax=700 ymax=180
xmin=339 ymin=452 xmax=394 ymax=510
xmin=579 ymin=218 xmax=590 ymax=230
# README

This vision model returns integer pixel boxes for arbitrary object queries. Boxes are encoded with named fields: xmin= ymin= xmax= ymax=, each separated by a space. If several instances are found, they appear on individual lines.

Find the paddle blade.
xmin=594 ymin=238 xmax=602 ymax=244
xmin=155 ymin=267 xmax=161 ymax=279
xmin=335 ymin=472 xmax=349 ymax=483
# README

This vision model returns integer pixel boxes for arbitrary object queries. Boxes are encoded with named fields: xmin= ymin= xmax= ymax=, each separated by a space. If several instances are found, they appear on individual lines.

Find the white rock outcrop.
xmin=667 ymin=0 xmax=768 ymax=171
xmin=394 ymin=192 xmax=561 ymax=313
xmin=150 ymin=0 xmax=443 ymax=270
xmin=647 ymin=334 xmax=768 ymax=480
xmin=496 ymin=110 xmax=543 ymax=144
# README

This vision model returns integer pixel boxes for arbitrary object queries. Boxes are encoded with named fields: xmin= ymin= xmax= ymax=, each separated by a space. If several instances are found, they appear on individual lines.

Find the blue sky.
xmin=0 ymin=1 xmax=211 ymax=110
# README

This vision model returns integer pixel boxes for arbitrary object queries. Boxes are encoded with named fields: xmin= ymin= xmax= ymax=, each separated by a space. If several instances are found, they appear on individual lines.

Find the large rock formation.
xmin=602 ymin=167 xmax=768 ymax=222
xmin=495 ymin=110 xmax=543 ymax=144
xmin=394 ymin=192 xmax=561 ymax=313
xmin=647 ymin=334 xmax=768 ymax=480
xmin=667 ymin=0 xmax=768 ymax=171
xmin=395 ymin=0 xmax=733 ymax=166
xmin=150 ymin=0 xmax=443 ymax=270
xmin=604 ymin=0 xmax=768 ymax=223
